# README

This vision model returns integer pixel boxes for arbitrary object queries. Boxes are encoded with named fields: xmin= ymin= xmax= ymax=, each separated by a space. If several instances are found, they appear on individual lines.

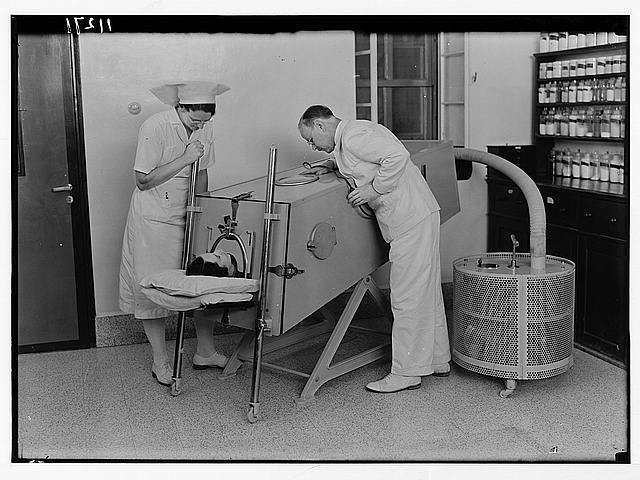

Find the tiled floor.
xmin=16 ymin=325 xmax=627 ymax=462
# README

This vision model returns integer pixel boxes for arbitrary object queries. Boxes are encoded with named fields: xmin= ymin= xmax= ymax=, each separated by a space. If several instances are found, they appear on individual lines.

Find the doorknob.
xmin=52 ymin=183 xmax=73 ymax=192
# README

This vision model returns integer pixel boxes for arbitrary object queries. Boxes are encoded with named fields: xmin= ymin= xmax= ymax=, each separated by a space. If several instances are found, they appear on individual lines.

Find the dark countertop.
xmin=487 ymin=173 xmax=627 ymax=200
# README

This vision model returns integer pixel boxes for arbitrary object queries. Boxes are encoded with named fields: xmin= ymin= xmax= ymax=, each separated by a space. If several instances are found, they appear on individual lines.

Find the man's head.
xmin=298 ymin=105 xmax=341 ymax=153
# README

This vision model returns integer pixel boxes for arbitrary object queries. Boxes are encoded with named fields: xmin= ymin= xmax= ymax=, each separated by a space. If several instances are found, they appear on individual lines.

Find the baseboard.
xmin=94 ymin=282 xmax=454 ymax=349
xmin=94 ymin=312 xmax=198 ymax=348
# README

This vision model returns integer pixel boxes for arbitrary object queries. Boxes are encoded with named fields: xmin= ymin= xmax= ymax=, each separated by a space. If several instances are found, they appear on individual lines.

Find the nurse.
xmin=298 ymin=105 xmax=451 ymax=393
xmin=119 ymin=81 xmax=231 ymax=386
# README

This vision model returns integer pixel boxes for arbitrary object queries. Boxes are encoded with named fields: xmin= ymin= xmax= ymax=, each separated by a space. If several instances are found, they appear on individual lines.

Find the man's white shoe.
xmin=365 ymin=373 xmax=421 ymax=393
xmin=193 ymin=351 xmax=229 ymax=370
xmin=151 ymin=362 xmax=172 ymax=386
xmin=432 ymin=363 xmax=451 ymax=377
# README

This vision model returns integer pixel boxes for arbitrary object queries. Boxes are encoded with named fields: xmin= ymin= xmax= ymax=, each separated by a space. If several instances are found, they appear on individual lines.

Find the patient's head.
xmin=186 ymin=252 xmax=239 ymax=277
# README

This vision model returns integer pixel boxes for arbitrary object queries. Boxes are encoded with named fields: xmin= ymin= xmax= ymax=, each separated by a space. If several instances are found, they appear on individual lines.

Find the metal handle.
xmin=584 ymin=212 xmax=593 ymax=218
xmin=610 ymin=217 xmax=617 ymax=223
xmin=51 ymin=183 xmax=73 ymax=192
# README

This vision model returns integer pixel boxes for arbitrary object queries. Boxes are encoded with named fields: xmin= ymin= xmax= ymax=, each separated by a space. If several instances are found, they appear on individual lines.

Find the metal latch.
xmin=268 ymin=263 xmax=304 ymax=279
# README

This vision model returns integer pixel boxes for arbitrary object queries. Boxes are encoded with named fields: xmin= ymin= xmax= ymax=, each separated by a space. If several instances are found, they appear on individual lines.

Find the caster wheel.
xmin=247 ymin=406 xmax=258 ymax=423
xmin=499 ymin=388 xmax=514 ymax=398
xmin=171 ymin=382 xmax=182 ymax=397
xmin=499 ymin=379 xmax=517 ymax=397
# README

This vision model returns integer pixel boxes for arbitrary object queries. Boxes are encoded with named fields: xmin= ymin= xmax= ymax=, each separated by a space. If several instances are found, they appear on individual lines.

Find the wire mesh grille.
xmin=527 ymin=273 xmax=575 ymax=318
xmin=452 ymin=253 xmax=575 ymax=382
xmin=452 ymin=355 xmax=518 ymax=380
xmin=526 ymin=363 xmax=573 ymax=380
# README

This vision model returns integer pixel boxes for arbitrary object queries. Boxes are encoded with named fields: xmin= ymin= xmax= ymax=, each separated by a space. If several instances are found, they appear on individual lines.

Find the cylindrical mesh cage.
xmin=452 ymin=253 xmax=575 ymax=381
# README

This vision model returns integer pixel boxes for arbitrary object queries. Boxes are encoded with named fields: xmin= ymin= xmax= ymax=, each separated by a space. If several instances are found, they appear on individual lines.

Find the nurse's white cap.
xmin=150 ymin=81 xmax=230 ymax=106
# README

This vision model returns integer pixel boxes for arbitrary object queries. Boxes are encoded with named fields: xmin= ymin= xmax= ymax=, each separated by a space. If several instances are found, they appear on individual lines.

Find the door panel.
xmin=17 ymin=34 xmax=79 ymax=345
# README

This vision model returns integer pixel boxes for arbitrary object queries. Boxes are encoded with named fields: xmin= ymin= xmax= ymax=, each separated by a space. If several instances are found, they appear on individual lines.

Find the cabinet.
xmin=533 ymin=40 xmax=628 ymax=184
xmin=487 ymin=177 xmax=629 ymax=366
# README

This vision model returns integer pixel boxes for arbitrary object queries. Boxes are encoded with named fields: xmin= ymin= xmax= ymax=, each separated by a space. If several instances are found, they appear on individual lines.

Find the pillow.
xmin=140 ymin=269 xmax=259 ymax=297
xmin=141 ymin=287 xmax=254 ymax=312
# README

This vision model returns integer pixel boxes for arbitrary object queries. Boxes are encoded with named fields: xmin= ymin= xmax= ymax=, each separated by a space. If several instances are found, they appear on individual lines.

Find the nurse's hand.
xmin=183 ymin=141 xmax=204 ymax=164
xmin=347 ymin=184 xmax=380 ymax=207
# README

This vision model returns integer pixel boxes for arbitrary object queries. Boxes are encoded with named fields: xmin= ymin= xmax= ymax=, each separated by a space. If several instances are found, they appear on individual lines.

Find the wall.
xmin=438 ymin=32 xmax=539 ymax=282
xmin=79 ymin=32 xmax=355 ymax=316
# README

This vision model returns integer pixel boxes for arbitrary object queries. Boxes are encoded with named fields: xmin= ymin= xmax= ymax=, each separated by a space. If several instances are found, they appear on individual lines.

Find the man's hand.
xmin=347 ymin=183 xmax=380 ymax=207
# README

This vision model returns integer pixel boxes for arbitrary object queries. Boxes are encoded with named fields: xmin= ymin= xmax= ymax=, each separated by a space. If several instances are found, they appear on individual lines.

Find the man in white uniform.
xmin=119 ymin=81 xmax=231 ymax=386
xmin=298 ymin=105 xmax=451 ymax=393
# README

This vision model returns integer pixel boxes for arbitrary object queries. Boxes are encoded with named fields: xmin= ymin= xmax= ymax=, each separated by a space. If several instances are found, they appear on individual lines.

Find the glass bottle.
xmin=585 ymin=107 xmax=594 ymax=137
xmin=620 ymin=107 xmax=625 ymax=138
xmin=612 ymin=55 xmax=621 ymax=73
xmin=560 ymin=109 xmax=569 ymax=136
xmin=549 ymin=81 xmax=557 ymax=103
xmin=571 ymin=150 xmax=581 ymax=178
xmin=583 ymin=79 xmax=592 ymax=103
xmin=576 ymin=80 xmax=584 ymax=102
xmin=610 ymin=106 xmax=621 ymax=138
xmin=539 ymin=109 xmax=547 ymax=135
xmin=554 ymin=109 xmax=562 ymax=136
xmin=605 ymin=56 xmax=613 ymax=74
xmin=599 ymin=152 xmax=610 ymax=182
xmin=580 ymin=151 xmax=591 ymax=179
xmin=576 ymin=109 xmax=586 ymax=137
xmin=606 ymin=79 xmax=615 ymax=102
xmin=554 ymin=150 xmax=564 ymax=176
xmin=568 ymin=108 xmax=578 ymax=137
xmin=559 ymin=32 xmax=569 ymax=50
xmin=561 ymin=151 xmax=571 ymax=177
xmin=539 ymin=84 xmax=547 ymax=103
xmin=577 ymin=58 xmax=586 ymax=76
xmin=548 ymin=149 xmax=556 ymax=176
xmin=561 ymin=81 xmax=569 ymax=103
xmin=577 ymin=33 xmax=586 ymax=48
xmin=544 ymin=108 xmax=553 ymax=135
xmin=549 ymin=32 xmax=559 ymax=51
xmin=589 ymin=151 xmax=600 ymax=181
xmin=593 ymin=109 xmax=601 ymax=137
xmin=609 ymin=154 xmax=622 ymax=183
xmin=539 ymin=32 xmax=549 ymax=52
xmin=620 ymin=77 xmax=626 ymax=101
xmin=596 ymin=79 xmax=606 ymax=102
xmin=546 ymin=62 xmax=555 ymax=79
xmin=568 ymin=80 xmax=577 ymax=103
xmin=600 ymin=109 xmax=611 ymax=138
xmin=614 ymin=77 xmax=622 ymax=101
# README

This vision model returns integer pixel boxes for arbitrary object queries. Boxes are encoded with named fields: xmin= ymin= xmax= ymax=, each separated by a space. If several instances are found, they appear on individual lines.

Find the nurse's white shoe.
xmin=151 ymin=362 xmax=173 ymax=386
xmin=193 ymin=351 xmax=229 ymax=370
xmin=365 ymin=373 xmax=421 ymax=393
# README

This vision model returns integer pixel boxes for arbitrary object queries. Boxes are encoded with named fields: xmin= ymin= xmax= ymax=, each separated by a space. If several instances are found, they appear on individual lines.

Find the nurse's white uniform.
xmin=332 ymin=120 xmax=451 ymax=376
xmin=119 ymin=108 xmax=214 ymax=319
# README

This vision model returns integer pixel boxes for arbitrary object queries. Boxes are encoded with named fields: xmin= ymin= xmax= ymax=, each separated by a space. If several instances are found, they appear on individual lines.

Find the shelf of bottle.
xmin=537 ymin=72 xmax=626 ymax=83
xmin=535 ymin=134 xmax=626 ymax=143
xmin=537 ymin=101 xmax=625 ymax=108
xmin=534 ymin=42 xmax=627 ymax=60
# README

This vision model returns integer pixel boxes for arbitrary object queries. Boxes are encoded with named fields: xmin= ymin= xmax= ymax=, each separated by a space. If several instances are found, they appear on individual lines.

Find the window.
xmin=355 ymin=32 xmax=438 ymax=140
xmin=439 ymin=32 xmax=467 ymax=147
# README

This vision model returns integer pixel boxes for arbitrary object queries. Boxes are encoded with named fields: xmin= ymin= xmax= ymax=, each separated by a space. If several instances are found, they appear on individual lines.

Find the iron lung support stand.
xmin=222 ymin=274 xmax=392 ymax=407
xmin=247 ymin=145 xmax=279 ymax=423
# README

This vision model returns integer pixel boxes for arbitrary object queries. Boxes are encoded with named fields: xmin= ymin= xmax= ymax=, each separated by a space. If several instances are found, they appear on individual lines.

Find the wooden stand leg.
xmin=295 ymin=276 xmax=391 ymax=405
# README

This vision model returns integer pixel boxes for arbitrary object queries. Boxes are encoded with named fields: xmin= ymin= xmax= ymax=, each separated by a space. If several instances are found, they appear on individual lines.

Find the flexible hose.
xmin=453 ymin=148 xmax=546 ymax=274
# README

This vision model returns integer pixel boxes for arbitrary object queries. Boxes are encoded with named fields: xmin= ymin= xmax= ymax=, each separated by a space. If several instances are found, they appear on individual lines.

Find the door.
xmin=14 ymin=32 xmax=95 ymax=350
xmin=575 ymin=234 xmax=628 ymax=364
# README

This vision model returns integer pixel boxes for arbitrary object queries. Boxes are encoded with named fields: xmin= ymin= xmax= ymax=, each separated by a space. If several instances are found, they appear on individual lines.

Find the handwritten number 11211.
xmin=66 ymin=17 xmax=112 ymax=35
